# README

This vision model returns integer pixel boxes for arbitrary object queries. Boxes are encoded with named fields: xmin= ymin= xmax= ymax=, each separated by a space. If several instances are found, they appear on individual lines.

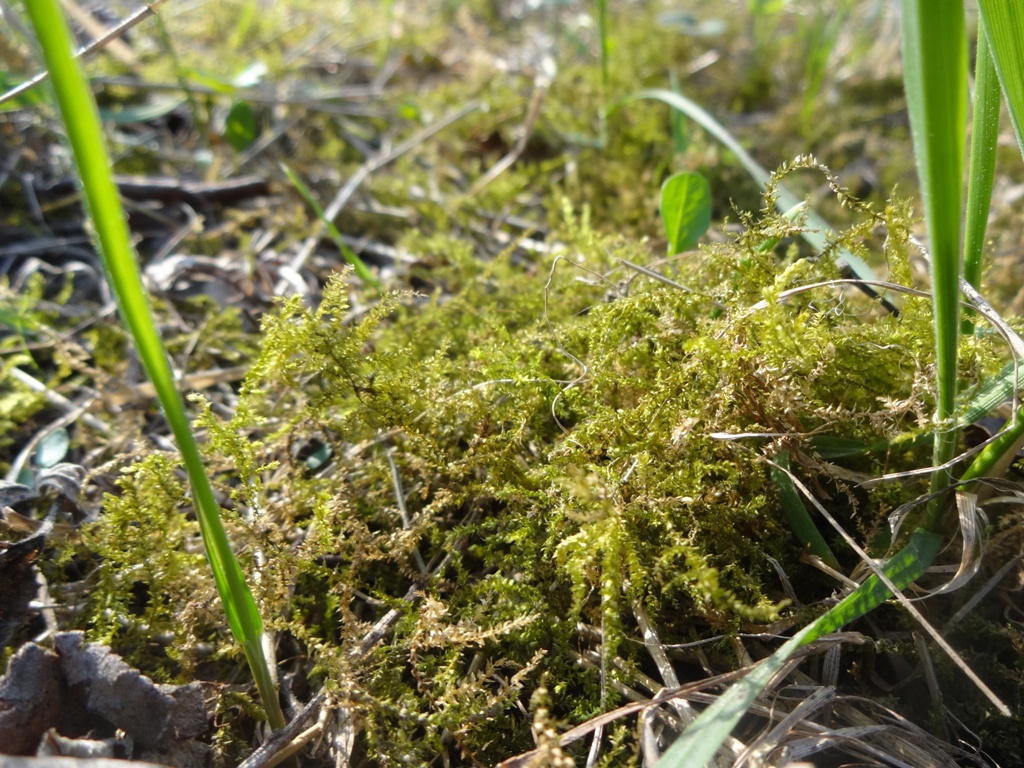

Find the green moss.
xmin=0 ymin=277 xmax=75 ymax=469
xmin=0 ymin=356 xmax=47 ymax=467
xmin=83 ymin=322 xmax=130 ymax=376
xmin=168 ymin=297 xmax=261 ymax=368
xmin=63 ymin=454 xmax=217 ymax=676
xmin=63 ymin=169 xmax=997 ymax=761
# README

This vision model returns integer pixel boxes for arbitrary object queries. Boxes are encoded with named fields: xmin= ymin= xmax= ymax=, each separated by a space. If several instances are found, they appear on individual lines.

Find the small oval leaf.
xmin=660 ymin=171 xmax=711 ymax=255
xmin=224 ymin=100 xmax=258 ymax=152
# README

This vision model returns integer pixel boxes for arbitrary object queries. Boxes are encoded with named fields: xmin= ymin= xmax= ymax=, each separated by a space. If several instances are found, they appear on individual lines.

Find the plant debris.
xmin=0 ymin=632 xmax=208 ymax=764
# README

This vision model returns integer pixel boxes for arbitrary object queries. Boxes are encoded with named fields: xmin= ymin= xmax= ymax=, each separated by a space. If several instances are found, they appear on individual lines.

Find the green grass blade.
xmin=595 ymin=0 xmax=609 ymax=94
xmin=960 ymin=414 xmax=1024 ymax=485
xmin=959 ymin=361 xmax=1023 ymax=425
xmin=962 ymin=24 xmax=999 ymax=336
xmin=959 ymin=362 xmax=1024 ymax=484
xmin=977 ymin=1 xmax=1024 ymax=158
xmin=152 ymin=13 xmax=208 ymax=139
xmin=756 ymin=200 xmax=807 ymax=253
xmin=899 ymin=0 xmax=967 ymax=532
xmin=24 ymin=0 xmax=286 ymax=731
xmin=281 ymin=163 xmax=378 ymax=285
xmin=770 ymin=451 xmax=839 ymax=570
xmin=595 ymin=0 xmax=610 ymax=146
xmin=667 ymin=70 xmax=688 ymax=153
xmin=798 ymin=4 xmax=847 ymax=132
xmin=616 ymin=89 xmax=876 ymax=283
xmin=657 ymin=528 xmax=943 ymax=768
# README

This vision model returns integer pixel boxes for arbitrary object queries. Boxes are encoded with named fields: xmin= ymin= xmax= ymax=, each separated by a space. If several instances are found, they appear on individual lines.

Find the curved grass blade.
xmin=657 ymin=529 xmax=942 ymax=768
xmin=281 ymin=163 xmax=378 ymax=285
xmin=615 ymin=89 xmax=875 ymax=283
xmin=960 ymin=413 xmax=1024 ymax=486
xmin=24 ymin=0 xmax=286 ymax=730
xmin=770 ymin=451 xmax=839 ymax=570
xmin=756 ymin=200 xmax=807 ymax=253
xmin=977 ymin=0 xmax=1024 ymax=158
xmin=959 ymin=360 xmax=1024 ymax=426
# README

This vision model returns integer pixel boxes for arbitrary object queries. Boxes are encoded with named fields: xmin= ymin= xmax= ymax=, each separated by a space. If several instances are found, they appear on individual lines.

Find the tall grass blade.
xmin=770 ymin=451 xmax=839 ymax=570
xmin=977 ymin=1 xmax=1024 ymax=158
xmin=962 ymin=24 xmax=999 ymax=335
xmin=595 ymin=0 xmax=610 ymax=147
xmin=152 ymin=13 xmax=208 ymax=139
xmin=595 ymin=0 xmax=609 ymax=94
xmin=667 ymin=70 xmax=688 ymax=154
xmin=23 ymin=0 xmax=286 ymax=731
xmin=899 ymin=0 xmax=967 ymax=532
xmin=797 ymin=4 xmax=847 ymax=131
xmin=617 ymin=89 xmax=876 ymax=282
xmin=281 ymin=163 xmax=378 ymax=285
xmin=657 ymin=529 xmax=943 ymax=768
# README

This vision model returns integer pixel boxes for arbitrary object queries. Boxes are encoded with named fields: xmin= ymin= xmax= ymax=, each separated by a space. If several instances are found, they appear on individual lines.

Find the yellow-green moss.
xmin=58 ymin=173 xmax=1004 ymax=762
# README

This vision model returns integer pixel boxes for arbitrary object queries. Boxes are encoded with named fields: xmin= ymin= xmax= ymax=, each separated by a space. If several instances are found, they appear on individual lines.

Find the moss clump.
xmin=70 ymin=455 xmax=217 ymax=674
xmin=65 ymin=177 xmax=999 ymax=763
xmin=0 ymin=276 xmax=80 ymax=472
xmin=0 ymin=356 xmax=47 ymax=469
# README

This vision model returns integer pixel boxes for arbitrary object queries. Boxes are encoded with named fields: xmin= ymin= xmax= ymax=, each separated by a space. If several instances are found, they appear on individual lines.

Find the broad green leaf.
xmin=899 ymin=0 xmax=967 ymax=531
xmin=224 ymin=99 xmax=258 ymax=151
xmin=616 ymin=89 xmax=876 ymax=283
xmin=977 ymin=1 xmax=1024 ymax=159
xmin=658 ymin=529 xmax=942 ymax=768
xmin=660 ymin=172 xmax=711 ymax=255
